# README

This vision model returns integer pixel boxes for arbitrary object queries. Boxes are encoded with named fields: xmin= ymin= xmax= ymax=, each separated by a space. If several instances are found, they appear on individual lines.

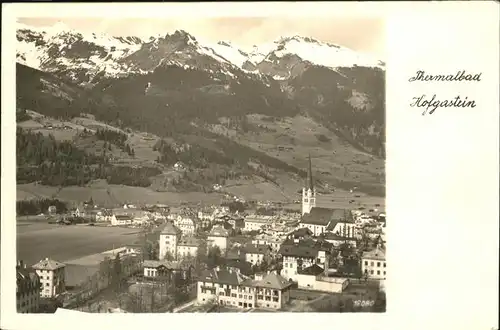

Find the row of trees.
xmin=16 ymin=198 xmax=68 ymax=216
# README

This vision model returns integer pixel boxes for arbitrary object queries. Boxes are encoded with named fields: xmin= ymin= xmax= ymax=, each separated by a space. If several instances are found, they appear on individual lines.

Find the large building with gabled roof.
xmin=32 ymin=257 xmax=66 ymax=298
xmin=197 ymin=267 xmax=293 ymax=310
xmin=159 ymin=222 xmax=182 ymax=260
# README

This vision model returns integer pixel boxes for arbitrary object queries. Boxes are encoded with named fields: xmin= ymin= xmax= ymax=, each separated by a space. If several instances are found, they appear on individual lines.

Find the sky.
xmin=18 ymin=17 xmax=385 ymax=59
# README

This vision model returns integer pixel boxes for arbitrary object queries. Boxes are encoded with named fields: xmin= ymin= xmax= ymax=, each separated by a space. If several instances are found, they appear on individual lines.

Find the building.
xmin=142 ymin=260 xmax=193 ymax=282
xmin=174 ymin=216 xmax=197 ymax=236
xmin=327 ymin=216 xmax=358 ymax=238
xmin=243 ymin=217 xmax=269 ymax=232
xmin=111 ymin=214 xmax=133 ymax=226
xmin=16 ymin=261 xmax=40 ymax=313
xmin=32 ymin=258 xmax=66 ymax=298
xmin=302 ymin=155 xmax=316 ymax=215
xmin=322 ymin=232 xmax=357 ymax=248
xmin=177 ymin=237 xmax=200 ymax=259
xmin=197 ymin=268 xmax=293 ymax=310
xmin=361 ymin=246 xmax=386 ymax=280
xmin=47 ymin=205 xmax=57 ymax=215
xmin=251 ymin=234 xmax=283 ymax=253
xmin=159 ymin=222 xmax=182 ymax=260
xmin=285 ymin=227 xmax=313 ymax=243
xmin=299 ymin=208 xmax=344 ymax=237
xmin=207 ymin=225 xmax=229 ymax=252
xmin=243 ymin=244 xmax=271 ymax=266
xmin=279 ymin=244 xmax=319 ymax=282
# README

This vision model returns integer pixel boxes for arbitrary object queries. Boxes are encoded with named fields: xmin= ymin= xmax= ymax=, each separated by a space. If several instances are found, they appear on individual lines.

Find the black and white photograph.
xmin=13 ymin=13 xmax=387 ymax=314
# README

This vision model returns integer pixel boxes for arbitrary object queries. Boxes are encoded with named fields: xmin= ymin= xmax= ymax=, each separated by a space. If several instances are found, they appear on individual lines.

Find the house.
xmin=243 ymin=217 xmax=269 ymax=232
xmin=207 ymin=225 xmax=229 ymax=252
xmin=326 ymin=214 xmax=358 ymax=238
xmin=243 ymin=244 xmax=271 ymax=267
xmin=143 ymin=260 xmax=193 ymax=282
xmin=361 ymin=246 xmax=386 ymax=280
xmin=96 ymin=209 xmax=114 ymax=222
xmin=173 ymin=216 xmax=197 ymax=236
xmin=16 ymin=261 xmax=40 ymax=313
xmin=299 ymin=208 xmax=348 ymax=237
xmin=228 ymin=218 xmax=245 ymax=231
xmin=159 ymin=222 xmax=182 ymax=260
xmin=225 ymin=259 xmax=254 ymax=276
xmin=177 ymin=237 xmax=200 ymax=259
xmin=322 ymin=232 xmax=357 ymax=248
xmin=197 ymin=268 xmax=293 ymax=310
xmin=251 ymin=234 xmax=283 ymax=253
xmin=111 ymin=214 xmax=133 ymax=226
xmin=32 ymin=258 xmax=66 ymax=298
xmin=285 ymin=227 xmax=313 ymax=243
xmin=47 ymin=205 xmax=57 ymax=215
xmin=279 ymin=244 xmax=319 ymax=282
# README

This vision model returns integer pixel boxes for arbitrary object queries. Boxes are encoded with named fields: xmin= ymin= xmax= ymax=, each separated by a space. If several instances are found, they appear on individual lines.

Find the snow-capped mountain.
xmin=16 ymin=23 xmax=384 ymax=86
xmin=16 ymin=22 xmax=386 ymax=159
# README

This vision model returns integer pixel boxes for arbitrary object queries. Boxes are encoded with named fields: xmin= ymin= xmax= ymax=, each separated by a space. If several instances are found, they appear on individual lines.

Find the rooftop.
xmin=254 ymin=273 xmax=293 ymax=290
xmin=199 ymin=268 xmax=250 ymax=286
xmin=298 ymin=264 xmax=324 ymax=276
xmin=243 ymin=244 xmax=271 ymax=255
xmin=362 ymin=247 xmax=386 ymax=261
xmin=208 ymin=225 xmax=229 ymax=237
xmin=161 ymin=222 xmax=181 ymax=235
xmin=178 ymin=237 xmax=200 ymax=247
xmin=301 ymin=207 xmax=346 ymax=226
xmin=279 ymin=244 xmax=318 ymax=258
xmin=32 ymin=258 xmax=65 ymax=270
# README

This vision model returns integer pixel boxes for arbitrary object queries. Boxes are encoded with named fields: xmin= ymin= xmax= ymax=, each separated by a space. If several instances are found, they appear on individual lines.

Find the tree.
xmin=206 ymin=245 xmax=223 ymax=269
xmin=112 ymin=253 xmax=122 ymax=291
xmin=164 ymin=251 xmax=175 ymax=261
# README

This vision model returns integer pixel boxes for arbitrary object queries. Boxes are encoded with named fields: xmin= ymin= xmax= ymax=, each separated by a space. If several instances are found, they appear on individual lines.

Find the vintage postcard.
xmin=1 ymin=2 xmax=498 ymax=330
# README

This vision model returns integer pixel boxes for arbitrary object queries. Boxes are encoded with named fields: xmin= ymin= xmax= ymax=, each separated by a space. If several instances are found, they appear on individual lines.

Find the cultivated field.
xmin=17 ymin=222 xmax=143 ymax=265
xmin=16 ymin=181 xmax=227 ymax=206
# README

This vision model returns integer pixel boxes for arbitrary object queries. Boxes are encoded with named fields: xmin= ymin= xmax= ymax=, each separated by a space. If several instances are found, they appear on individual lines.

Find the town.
xmin=16 ymin=157 xmax=386 ymax=313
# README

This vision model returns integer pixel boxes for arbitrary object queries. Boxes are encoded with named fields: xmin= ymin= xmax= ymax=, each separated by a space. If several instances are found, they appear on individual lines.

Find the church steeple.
xmin=307 ymin=153 xmax=314 ymax=191
xmin=302 ymin=154 xmax=316 ymax=216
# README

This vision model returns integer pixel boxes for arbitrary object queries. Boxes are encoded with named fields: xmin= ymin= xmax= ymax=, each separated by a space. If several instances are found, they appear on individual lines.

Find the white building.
xmin=243 ymin=244 xmax=271 ymax=266
xmin=207 ymin=225 xmax=229 ymax=252
xmin=111 ymin=214 xmax=133 ymax=226
xmin=244 ymin=217 xmax=269 ymax=232
xmin=252 ymin=235 xmax=283 ymax=253
xmin=177 ymin=237 xmax=200 ymax=259
xmin=279 ymin=245 xmax=319 ymax=282
xmin=361 ymin=246 xmax=386 ymax=280
xmin=159 ymin=222 xmax=181 ymax=260
xmin=16 ymin=261 xmax=40 ymax=313
xmin=32 ymin=258 xmax=66 ymax=298
xmin=197 ymin=268 xmax=293 ymax=310
xmin=174 ymin=216 xmax=197 ymax=236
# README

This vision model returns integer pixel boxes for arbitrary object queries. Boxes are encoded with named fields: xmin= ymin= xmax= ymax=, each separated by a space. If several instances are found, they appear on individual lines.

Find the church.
xmin=298 ymin=155 xmax=356 ymax=238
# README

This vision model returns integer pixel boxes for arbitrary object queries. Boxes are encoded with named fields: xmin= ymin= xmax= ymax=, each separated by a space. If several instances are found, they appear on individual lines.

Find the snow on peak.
xmin=266 ymin=34 xmax=383 ymax=69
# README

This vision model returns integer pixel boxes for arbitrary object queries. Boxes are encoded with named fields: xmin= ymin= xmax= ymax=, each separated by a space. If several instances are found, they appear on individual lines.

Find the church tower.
xmin=302 ymin=154 xmax=316 ymax=215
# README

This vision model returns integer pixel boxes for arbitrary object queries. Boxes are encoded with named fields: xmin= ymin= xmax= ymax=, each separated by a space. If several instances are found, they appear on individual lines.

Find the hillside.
xmin=15 ymin=24 xmax=386 ymax=204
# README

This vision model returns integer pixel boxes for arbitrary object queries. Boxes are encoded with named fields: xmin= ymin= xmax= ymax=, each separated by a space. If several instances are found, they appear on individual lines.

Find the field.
xmin=210 ymin=114 xmax=385 ymax=194
xmin=17 ymin=181 xmax=227 ymax=207
xmin=17 ymin=222 xmax=143 ymax=265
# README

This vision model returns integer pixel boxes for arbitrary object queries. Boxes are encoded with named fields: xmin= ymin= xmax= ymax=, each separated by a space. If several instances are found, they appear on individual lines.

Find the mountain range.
xmin=15 ymin=22 xmax=386 ymax=202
